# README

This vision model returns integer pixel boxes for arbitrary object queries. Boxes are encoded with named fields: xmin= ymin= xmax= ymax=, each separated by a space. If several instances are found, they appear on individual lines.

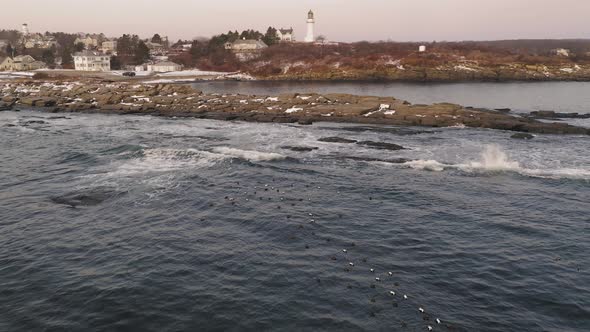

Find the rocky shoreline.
xmin=251 ymin=63 xmax=590 ymax=82
xmin=1 ymin=80 xmax=589 ymax=136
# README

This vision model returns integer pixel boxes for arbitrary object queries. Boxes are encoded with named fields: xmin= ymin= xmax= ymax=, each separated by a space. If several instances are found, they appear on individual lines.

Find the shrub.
xmin=32 ymin=72 xmax=49 ymax=80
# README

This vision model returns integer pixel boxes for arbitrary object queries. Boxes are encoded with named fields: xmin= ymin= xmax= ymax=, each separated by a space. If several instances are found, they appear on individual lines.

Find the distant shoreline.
xmin=3 ymin=64 xmax=590 ymax=84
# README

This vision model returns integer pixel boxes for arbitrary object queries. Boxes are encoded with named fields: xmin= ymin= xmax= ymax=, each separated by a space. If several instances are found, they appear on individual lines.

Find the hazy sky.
xmin=5 ymin=0 xmax=590 ymax=42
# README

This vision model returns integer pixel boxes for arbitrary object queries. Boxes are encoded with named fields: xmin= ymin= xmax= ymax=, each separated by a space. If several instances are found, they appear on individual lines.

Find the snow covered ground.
xmin=142 ymin=78 xmax=198 ymax=84
xmin=0 ymin=72 xmax=35 ymax=80
xmin=157 ymin=70 xmax=230 ymax=77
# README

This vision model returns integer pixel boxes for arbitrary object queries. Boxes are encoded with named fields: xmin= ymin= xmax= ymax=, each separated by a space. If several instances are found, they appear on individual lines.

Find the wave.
xmin=401 ymin=145 xmax=590 ymax=180
xmin=212 ymin=147 xmax=287 ymax=162
xmin=118 ymin=148 xmax=228 ymax=174
xmin=99 ymin=144 xmax=146 ymax=156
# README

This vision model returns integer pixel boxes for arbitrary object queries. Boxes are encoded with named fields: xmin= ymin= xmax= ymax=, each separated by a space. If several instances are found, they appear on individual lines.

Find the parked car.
xmin=122 ymin=72 xmax=136 ymax=77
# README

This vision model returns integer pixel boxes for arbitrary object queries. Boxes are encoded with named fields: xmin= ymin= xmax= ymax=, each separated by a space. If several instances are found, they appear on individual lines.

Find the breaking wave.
xmin=402 ymin=144 xmax=590 ymax=180
xmin=212 ymin=147 xmax=287 ymax=162
xmin=116 ymin=148 xmax=228 ymax=174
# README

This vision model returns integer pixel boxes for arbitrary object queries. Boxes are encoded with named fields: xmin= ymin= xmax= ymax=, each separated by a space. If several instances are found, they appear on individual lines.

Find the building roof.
xmin=279 ymin=28 xmax=293 ymax=34
xmin=74 ymin=50 xmax=108 ymax=57
xmin=231 ymin=39 xmax=268 ymax=48
xmin=14 ymin=55 xmax=36 ymax=62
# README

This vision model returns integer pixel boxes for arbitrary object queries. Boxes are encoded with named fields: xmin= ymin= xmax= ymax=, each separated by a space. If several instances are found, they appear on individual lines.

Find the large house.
xmin=22 ymin=33 xmax=58 ymax=49
xmin=19 ymin=24 xmax=58 ymax=49
xmin=73 ymin=51 xmax=111 ymax=71
xmin=75 ymin=35 xmax=99 ymax=49
xmin=276 ymin=28 xmax=294 ymax=42
xmin=145 ymin=41 xmax=165 ymax=55
xmin=225 ymin=39 xmax=268 ymax=61
xmin=0 ymin=55 xmax=46 ymax=71
xmin=147 ymin=61 xmax=182 ymax=72
xmin=100 ymin=40 xmax=117 ymax=54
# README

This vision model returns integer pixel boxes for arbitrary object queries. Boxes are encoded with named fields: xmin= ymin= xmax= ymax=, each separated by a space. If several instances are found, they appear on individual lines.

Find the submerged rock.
xmin=511 ymin=133 xmax=535 ymax=140
xmin=494 ymin=108 xmax=512 ymax=113
xmin=51 ymin=188 xmax=125 ymax=207
xmin=356 ymin=141 xmax=405 ymax=151
xmin=318 ymin=137 xmax=358 ymax=143
xmin=21 ymin=120 xmax=48 ymax=126
xmin=280 ymin=146 xmax=319 ymax=152
xmin=297 ymin=119 xmax=314 ymax=125
xmin=529 ymin=110 xmax=590 ymax=119
xmin=339 ymin=156 xmax=409 ymax=164
xmin=0 ymin=102 xmax=13 ymax=111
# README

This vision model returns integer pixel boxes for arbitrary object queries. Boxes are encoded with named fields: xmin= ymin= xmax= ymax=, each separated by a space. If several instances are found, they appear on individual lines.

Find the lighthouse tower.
xmin=22 ymin=23 xmax=29 ymax=36
xmin=304 ymin=10 xmax=315 ymax=43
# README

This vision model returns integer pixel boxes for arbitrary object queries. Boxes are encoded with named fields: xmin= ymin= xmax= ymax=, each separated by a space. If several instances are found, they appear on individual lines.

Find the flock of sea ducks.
xmin=219 ymin=178 xmax=459 ymax=331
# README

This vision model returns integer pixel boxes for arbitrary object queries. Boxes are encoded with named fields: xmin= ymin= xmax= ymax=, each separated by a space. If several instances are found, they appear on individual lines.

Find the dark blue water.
xmin=1 ymin=109 xmax=589 ymax=331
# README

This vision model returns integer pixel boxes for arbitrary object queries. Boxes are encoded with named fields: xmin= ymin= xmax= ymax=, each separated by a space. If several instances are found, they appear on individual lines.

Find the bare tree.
xmin=316 ymin=35 xmax=327 ymax=43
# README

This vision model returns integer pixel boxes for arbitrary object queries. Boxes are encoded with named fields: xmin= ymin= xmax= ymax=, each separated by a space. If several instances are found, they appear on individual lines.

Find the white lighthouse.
xmin=305 ymin=10 xmax=315 ymax=43
xmin=22 ymin=23 xmax=29 ymax=36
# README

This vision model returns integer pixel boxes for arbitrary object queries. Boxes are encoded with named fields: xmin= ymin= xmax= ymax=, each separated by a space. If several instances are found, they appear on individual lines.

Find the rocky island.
xmin=1 ymin=79 xmax=589 ymax=136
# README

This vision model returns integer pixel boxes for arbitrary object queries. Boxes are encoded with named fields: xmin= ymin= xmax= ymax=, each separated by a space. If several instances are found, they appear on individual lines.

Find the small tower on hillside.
xmin=305 ymin=10 xmax=315 ymax=43
xmin=22 ymin=23 xmax=29 ymax=36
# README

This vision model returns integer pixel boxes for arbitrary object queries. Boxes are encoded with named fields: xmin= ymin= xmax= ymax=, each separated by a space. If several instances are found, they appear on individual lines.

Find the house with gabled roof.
xmin=276 ymin=28 xmax=294 ymax=42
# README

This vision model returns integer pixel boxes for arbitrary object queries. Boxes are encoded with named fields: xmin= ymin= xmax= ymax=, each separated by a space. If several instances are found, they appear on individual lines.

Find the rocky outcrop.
xmin=1 ymin=81 xmax=589 ymax=136
xmin=511 ymin=133 xmax=535 ymax=139
xmin=280 ymin=146 xmax=319 ymax=152
xmin=252 ymin=63 xmax=590 ymax=82
xmin=318 ymin=137 xmax=358 ymax=143
xmin=528 ymin=110 xmax=590 ymax=119
xmin=0 ymin=101 xmax=13 ymax=111
xmin=356 ymin=141 xmax=405 ymax=151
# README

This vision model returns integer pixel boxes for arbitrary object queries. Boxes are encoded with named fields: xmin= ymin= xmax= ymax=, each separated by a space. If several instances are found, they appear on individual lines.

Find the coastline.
xmin=4 ymin=65 xmax=590 ymax=85
xmin=1 ymin=79 xmax=589 ymax=136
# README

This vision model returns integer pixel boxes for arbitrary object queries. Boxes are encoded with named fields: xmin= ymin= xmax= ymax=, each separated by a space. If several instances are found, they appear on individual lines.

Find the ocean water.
xmin=0 ymin=109 xmax=589 ymax=331
xmin=193 ymin=81 xmax=590 ymax=114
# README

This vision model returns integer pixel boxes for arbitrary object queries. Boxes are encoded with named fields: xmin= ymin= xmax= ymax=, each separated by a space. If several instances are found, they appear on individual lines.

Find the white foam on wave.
xmin=403 ymin=159 xmax=447 ymax=172
xmin=81 ymin=148 xmax=228 ymax=182
xmin=77 ymin=147 xmax=231 ymax=200
xmin=401 ymin=144 xmax=590 ymax=180
xmin=212 ymin=147 xmax=286 ymax=162
xmin=116 ymin=148 xmax=228 ymax=174
xmin=467 ymin=144 xmax=521 ymax=171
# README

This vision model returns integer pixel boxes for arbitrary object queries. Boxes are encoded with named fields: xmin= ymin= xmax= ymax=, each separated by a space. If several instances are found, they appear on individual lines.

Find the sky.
xmin=4 ymin=0 xmax=590 ymax=42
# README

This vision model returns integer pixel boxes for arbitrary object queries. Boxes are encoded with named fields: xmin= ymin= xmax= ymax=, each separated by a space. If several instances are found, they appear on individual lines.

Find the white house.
xmin=225 ymin=39 xmax=268 ymax=51
xmin=73 ymin=51 xmax=111 ymax=71
xmin=147 ymin=61 xmax=182 ymax=72
xmin=419 ymin=45 xmax=426 ymax=52
xmin=553 ymin=48 xmax=570 ymax=57
xmin=276 ymin=28 xmax=294 ymax=42
xmin=225 ymin=39 xmax=268 ymax=61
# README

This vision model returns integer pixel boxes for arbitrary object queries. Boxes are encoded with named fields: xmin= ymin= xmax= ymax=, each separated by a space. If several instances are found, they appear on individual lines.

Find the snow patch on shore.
xmin=285 ymin=106 xmax=303 ymax=114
